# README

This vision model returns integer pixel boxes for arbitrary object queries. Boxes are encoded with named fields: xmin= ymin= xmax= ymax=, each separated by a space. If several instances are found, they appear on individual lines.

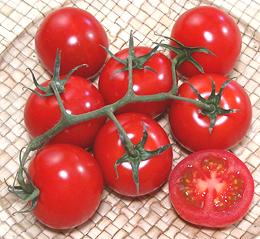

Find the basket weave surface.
xmin=0 ymin=0 xmax=259 ymax=238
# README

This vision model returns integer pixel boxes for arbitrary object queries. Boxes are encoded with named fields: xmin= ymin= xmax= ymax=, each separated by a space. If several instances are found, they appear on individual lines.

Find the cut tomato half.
xmin=169 ymin=150 xmax=254 ymax=228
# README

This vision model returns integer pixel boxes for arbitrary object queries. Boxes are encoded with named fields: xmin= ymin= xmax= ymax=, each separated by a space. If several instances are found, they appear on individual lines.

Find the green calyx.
xmin=7 ymin=147 xmax=39 ymax=213
xmin=25 ymin=50 xmax=86 ymax=97
xmin=103 ymin=35 xmax=159 ymax=73
xmin=158 ymin=35 xmax=214 ymax=73
xmin=114 ymin=126 xmax=172 ymax=194
xmin=188 ymin=77 xmax=238 ymax=133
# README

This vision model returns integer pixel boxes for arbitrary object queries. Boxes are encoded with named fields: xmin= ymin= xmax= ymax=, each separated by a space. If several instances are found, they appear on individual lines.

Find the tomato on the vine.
xmin=29 ymin=144 xmax=103 ymax=229
xmin=169 ymin=74 xmax=251 ymax=151
xmin=94 ymin=113 xmax=173 ymax=197
xmin=170 ymin=6 xmax=241 ymax=77
xmin=169 ymin=149 xmax=254 ymax=228
xmin=35 ymin=7 xmax=108 ymax=78
xmin=98 ymin=47 xmax=173 ymax=118
xmin=24 ymin=75 xmax=105 ymax=148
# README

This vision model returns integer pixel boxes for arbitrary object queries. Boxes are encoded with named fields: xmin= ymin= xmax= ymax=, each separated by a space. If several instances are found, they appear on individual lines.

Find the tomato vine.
xmin=8 ymin=31 xmax=238 ymax=208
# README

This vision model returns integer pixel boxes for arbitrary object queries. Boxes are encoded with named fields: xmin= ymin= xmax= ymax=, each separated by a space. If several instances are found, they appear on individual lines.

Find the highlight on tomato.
xmin=94 ymin=113 xmax=173 ymax=197
xmin=169 ymin=74 xmax=252 ymax=152
xmin=24 ymin=74 xmax=105 ymax=148
xmin=35 ymin=7 xmax=108 ymax=78
xmin=98 ymin=46 xmax=173 ymax=118
xmin=27 ymin=144 xmax=103 ymax=229
xmin=169 ymin=149 xmax=254 ymax=228
xmin=170 ymin=6 xmax=242 ymax=77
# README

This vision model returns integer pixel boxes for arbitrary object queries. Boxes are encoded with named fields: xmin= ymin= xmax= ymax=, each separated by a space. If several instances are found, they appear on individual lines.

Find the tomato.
xmin=24 ymin=75 xmax=105 ymax=148
xmin=35 ymin=7 xmax=108 ymax=78
xmin=93 ymin=113 xmax=173 ymax=197
xmin=169 ymin=74 xmax=251 ymax=151
xmin=169 ymin=149 xmax=254 ymax=228
xmin=170 ymin=6 xmax=241 ymax=77
xmin=28 ymin=144 xmax=103 ymax=229
xmin=98 ymin=47 xmax=173 ymax=118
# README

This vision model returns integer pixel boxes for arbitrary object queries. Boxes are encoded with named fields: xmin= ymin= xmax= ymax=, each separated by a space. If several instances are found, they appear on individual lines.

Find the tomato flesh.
xmin=169 ymin=150 xmax=254 ymax=228
xmin=180 ymin=156 xmax=243 ymax=210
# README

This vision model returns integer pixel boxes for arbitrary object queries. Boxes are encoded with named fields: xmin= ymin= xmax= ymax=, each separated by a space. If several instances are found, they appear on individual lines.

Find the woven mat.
xmin=0 ymin=0 xmax=259 ymax=238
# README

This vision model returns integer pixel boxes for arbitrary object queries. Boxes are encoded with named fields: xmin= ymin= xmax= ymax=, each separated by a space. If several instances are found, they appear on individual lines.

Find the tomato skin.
xmin=28 ymin=144 xmax=103 ymax=229
xmin=169 ymin=74 xmax=251 ymax=151
xmin=93 ymin=113 xmax=173 ymax=197
xmin=35 ymin=7 xmax=108 ymax=78
xmin=24 ymin=75 xmax=105 ymax=148
xmin=171 ymin=6 xmax=241 ymax=77
xmin=169 ymin=149 xmax=254 ymax=228
xmin=98 ymin=47 xmax=173 ymax=118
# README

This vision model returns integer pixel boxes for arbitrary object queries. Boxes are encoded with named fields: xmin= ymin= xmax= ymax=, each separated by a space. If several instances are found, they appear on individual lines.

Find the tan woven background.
xmin=0 ymin=0 xmax=259 ymax=238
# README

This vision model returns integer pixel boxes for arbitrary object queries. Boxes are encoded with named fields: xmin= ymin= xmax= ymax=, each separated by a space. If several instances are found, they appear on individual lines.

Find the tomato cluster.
xmin=9 ymin=5 xmax=254 ymax=230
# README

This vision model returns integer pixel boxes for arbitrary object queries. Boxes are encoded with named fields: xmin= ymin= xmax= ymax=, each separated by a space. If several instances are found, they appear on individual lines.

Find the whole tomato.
xmin=35 ymin=7 xmax=108 ymax=78
xmin=24 ymin=75 xmax=105 ymax=148
xmin=94 ymin=113 xmax=173 ymax=197
xmin=98 ymin=47 xmax=173 ymax=118
xmin=169 ymin=74 xmax=251 ymax=151
xmin=28 ymin=144 xmax=103 ymax=229
xmin=170 ymin=6 xmax=241 ymax=77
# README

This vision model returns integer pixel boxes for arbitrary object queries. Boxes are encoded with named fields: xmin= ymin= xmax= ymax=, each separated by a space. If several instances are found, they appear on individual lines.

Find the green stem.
xmin=25 ymin=117 xmax=71 ymax=153
xmin=171 ymin=56 xmax=180 ymax=94
xmin=14 ymin=33 xmax=213 ymax=180
xmin=19 ymin=34 xmax=215 ymax=162
xmin=126 ymin=30 xmax=135 ymax=97
xmin=132 ymin=93 xmax=213 ymax=111
xmin=21 ymin=33 xmax=210 ymax=158
xmin=106 ymin=110 xmax=136 ymax=157
xmin=20 ymin=89 xmax=212 ymax=161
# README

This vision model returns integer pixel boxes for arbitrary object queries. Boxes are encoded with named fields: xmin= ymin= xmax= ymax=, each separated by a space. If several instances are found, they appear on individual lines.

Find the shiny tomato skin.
xmin=93 ymin=113 xmax=173 ymax=197
xmin=24 ymin=75 xmax=105 ymax=148
xmin=169 ymin=74 xmax=251 ymax=151
xmin=171 ymin=6 xmax=241 ymax=77
xmin=29 ymin=144 xmax=103 ymax=229
xmin=35 ymin=7 xmax=108 ymax=78
xmin=169 ymin=149 xmax=254 ymax=228
xmin=98 ymin=47 xmax=173 ymax=118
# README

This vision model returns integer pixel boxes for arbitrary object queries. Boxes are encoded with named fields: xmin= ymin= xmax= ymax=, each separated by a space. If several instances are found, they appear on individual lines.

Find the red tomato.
xmin=169 ymin=150 xmax=254 ymax=228
xmin=29 ymin=144 xmax=103 ymax=229
xmin=171 ymin=6 xmax=241 ymax=77
xmin=24 ymin=75 xmax=105 ymax=148
xmin=93 ymin=113 xmax=173 ymax=197
xmin=169 ymin=74 xmax=251 ymax=151
xmin=35 ymin=7 xmax=108 ymax=78
xmin=98 ymin=47 xmax=173 ymax=118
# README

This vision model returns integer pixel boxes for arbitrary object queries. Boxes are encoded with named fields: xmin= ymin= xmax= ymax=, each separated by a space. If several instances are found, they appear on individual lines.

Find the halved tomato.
xmin=169 ymin=150 xmax=254 ymax=228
